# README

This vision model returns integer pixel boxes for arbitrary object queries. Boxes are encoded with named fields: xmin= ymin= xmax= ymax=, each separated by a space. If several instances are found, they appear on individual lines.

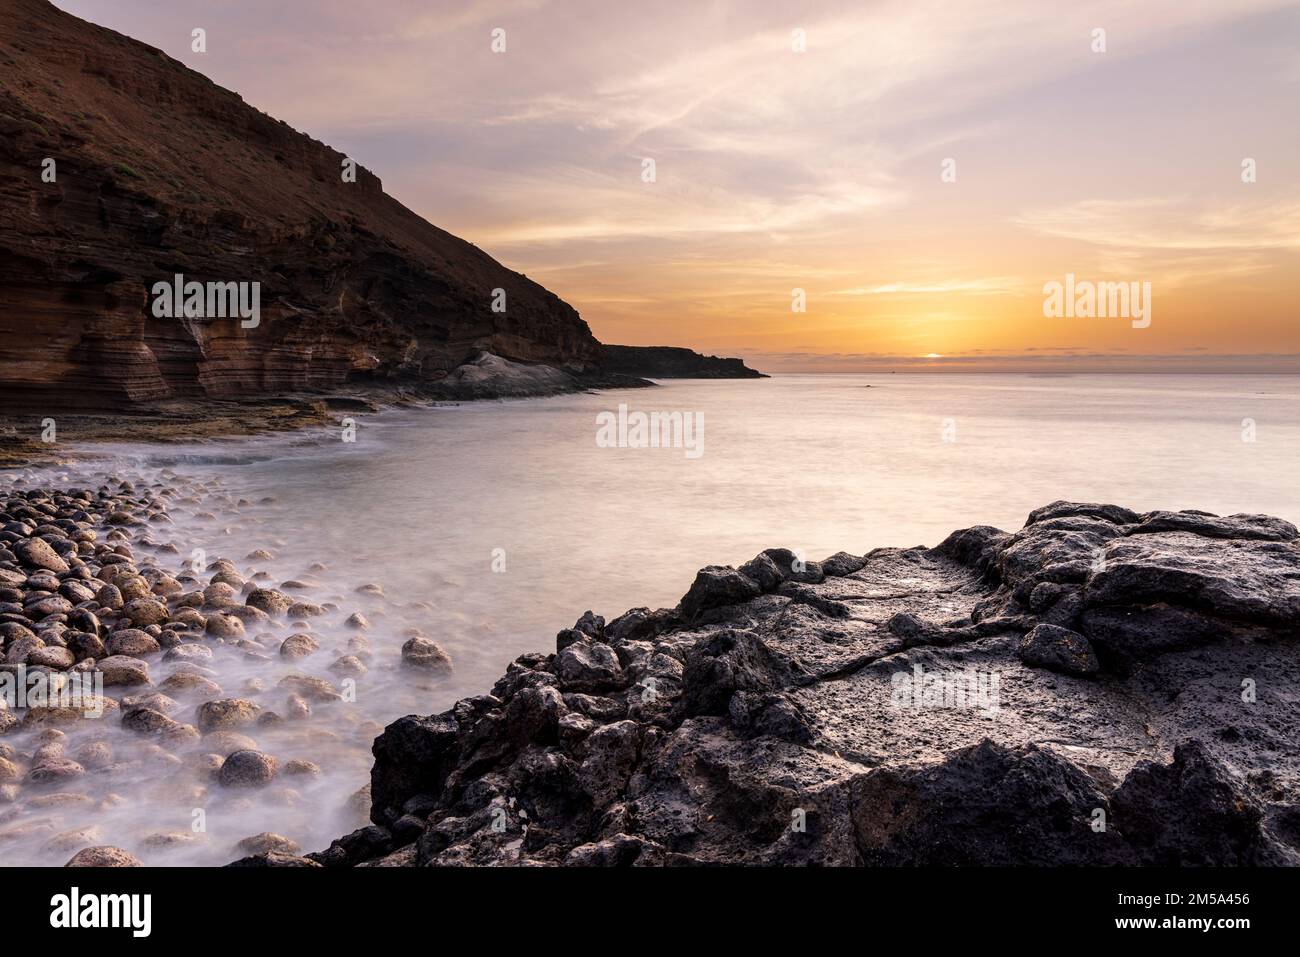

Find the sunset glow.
xmin=55 ymin=0 xmax=1300 ymax=371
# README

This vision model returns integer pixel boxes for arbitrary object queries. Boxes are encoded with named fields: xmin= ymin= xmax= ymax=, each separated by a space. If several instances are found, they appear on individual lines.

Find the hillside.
xmin=0 ymin=0 xmax=604 ymax=412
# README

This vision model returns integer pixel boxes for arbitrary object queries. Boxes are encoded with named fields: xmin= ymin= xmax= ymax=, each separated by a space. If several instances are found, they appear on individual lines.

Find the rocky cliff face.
xmin=598 ymin=346 xmax=766 ymax=379
xmin=298 ymin=502 xmax=1300 ymax=867
xmin=0 ymin=0 xmax=601 ymax=413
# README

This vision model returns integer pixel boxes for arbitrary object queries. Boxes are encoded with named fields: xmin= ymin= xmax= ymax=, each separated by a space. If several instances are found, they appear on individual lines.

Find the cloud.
xmin=829 ymin=278 xmax=1029 ymax=297
xmin=53 ymin=0 xmax=1300 ymax=360
xmin=1014 ymin=198 xmax=1300 ymax=252
xmin=1013 ymin=197 xmax=1300 ymax=289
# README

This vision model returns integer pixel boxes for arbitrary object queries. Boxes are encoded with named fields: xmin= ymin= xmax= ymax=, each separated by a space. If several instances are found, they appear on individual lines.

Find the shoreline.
xmin=1 ymin=393 xmax=389 ymax=469
xmin=3 ymin=454 xmax=1299 ymax=865
xmin=4 ymin=377 xmax=1300 ymax=866
xmin=0 ymin=356 xmax=666 ymax=469
xmin=289 ymin=500 xmax=1300 ymax=867
xmin=1 ymin=463 xmax=452 ymax=864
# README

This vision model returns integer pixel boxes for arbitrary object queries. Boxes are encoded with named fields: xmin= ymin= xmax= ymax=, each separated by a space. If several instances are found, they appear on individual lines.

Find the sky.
xmin=54 ymin=0 xmax=1300 ymax=371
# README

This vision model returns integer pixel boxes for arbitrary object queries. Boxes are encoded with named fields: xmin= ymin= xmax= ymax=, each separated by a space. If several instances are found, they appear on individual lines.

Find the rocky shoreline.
xmin=0 ymin=351 xmax=656 ymax=468
xmin=285 ymin=501 xmax=1300 ymax=867
xmin=5 ymin=491 xmax=1297 ymax=866
xmin=1 ymin=471 xmax=446 ymax=865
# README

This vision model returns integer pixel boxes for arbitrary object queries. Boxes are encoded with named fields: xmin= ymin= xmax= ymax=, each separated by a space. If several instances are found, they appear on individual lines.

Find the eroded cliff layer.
xmin=0 ymin=0 xmax=601 ymax=412
xmin=298 ymin=502 xmax=1300 ymax=867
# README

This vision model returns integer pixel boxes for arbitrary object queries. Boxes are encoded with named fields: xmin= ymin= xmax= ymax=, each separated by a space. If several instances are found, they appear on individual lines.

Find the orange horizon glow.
xmin=55 ymin=0 xmax=1300 ymax=372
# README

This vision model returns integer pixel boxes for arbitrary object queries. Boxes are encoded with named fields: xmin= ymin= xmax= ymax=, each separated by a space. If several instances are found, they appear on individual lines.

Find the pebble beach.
xmin=0 ymin=463 xmax=455 ymax=865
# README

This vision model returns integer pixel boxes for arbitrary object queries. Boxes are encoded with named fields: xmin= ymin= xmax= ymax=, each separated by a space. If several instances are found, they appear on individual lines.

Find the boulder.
xmin=65 ymin=846 xmax=143 ymax=867
xmin=1017 ymin=623 xmax=1100 ymax=676
xmin=679 ymin=565 xmax=761 ymax=620
xmin=14 ymin=538 xmax=69 ymax=573
xmin=218 ymin=749 xmax=279 ymax=788
xmin=196 ymin=698 xmax=261 ymax=732
xmin=556 ymin=640 xmax=623 ymax=692
xmin=400 ymin=636 xmax=453 ymax=674
xmin=96 ymin=655 xmax=151 ymax=687
xmin=122 ymin=599 xmax=169 ymax=627
xmin=279 ymin=633 xmax=320 ymax=660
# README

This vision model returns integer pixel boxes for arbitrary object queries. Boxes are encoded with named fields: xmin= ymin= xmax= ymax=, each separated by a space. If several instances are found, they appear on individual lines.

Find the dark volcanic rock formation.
xmin=298 ymin=502 xmax=1300 ymax=867
xmin=0 ymin=0 xmax=606 ymax=412
xmin=598 ymin=345 xmax=766 ymax=379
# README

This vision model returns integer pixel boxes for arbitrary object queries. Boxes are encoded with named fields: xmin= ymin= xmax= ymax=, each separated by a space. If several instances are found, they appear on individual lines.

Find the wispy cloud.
xmin=830 ymin=278 xmax=1029 ymax=297
xmin=54 ymin=0 xmax=1300 ymax=368
xmin=1014 ymin=198 xmax=1300 ymax=252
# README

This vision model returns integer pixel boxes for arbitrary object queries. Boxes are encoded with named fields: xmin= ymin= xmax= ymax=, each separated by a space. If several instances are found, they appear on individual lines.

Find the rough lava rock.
xmin=293 ymin=502 xmax=1300 ymax=866
xmin=1018 ymin=623 xmax=1100 ymax=676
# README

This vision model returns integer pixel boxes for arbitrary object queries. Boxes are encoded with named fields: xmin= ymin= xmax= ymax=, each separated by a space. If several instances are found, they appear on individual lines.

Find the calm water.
xmin=4 ymin=373 xmax=1298 ymax=863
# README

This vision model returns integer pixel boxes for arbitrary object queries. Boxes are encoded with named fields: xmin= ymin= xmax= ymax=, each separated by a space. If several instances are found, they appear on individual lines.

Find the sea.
xmin=2 ymin=373 xmax=1297 ymax=863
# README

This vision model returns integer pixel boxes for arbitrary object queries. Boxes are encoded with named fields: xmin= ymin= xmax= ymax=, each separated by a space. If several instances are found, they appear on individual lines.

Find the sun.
xmin=922 ymin=353 xmax=944 ymax=359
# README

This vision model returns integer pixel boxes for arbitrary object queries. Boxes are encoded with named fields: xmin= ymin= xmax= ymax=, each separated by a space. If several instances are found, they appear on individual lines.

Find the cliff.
xmin=297 ymin=502 xmax=1300 ymax=866
xmin=598 ymin=346 xmax=766 ymax=379
xmin=0 ymin=0 xmax=604 ymax=413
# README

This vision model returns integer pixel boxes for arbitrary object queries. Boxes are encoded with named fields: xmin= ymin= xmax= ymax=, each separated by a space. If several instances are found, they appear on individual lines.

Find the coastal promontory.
xmin=0 ymin=0 xmax=602 ymax=413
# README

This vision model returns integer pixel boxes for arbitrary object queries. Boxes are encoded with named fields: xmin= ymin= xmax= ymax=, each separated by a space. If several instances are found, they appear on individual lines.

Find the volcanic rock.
xmin=316 ymin=502 xmax=1300 ymax=866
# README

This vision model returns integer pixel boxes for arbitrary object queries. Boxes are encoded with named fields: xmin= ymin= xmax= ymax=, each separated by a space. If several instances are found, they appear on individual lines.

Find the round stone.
xmin=218 ymin=749 xmax=278 ymax=788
